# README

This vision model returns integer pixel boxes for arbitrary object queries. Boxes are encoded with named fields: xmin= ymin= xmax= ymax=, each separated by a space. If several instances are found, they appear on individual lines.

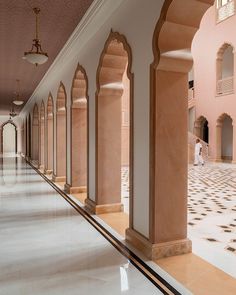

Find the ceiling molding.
xmin=20 ymin=0 xmax=125 ymax=116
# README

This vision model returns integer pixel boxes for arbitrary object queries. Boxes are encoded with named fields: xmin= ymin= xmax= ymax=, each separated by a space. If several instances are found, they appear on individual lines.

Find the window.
xmin=216 ymin=44 xmax=234 ymax=95
xmin=217 ymin=0 xmax=235 ymax=22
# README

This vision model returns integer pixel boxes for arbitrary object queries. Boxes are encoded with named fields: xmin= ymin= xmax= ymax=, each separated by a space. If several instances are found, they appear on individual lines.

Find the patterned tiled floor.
xmin=188 ymin=164 xmax=236 ymax=253
xmin=121 ymin=166 xmax=129 ymax=214
xmin=121 ymin=164 xmax=236 ymax=277
xmin=188 ymin=163 xmax=236 ymax=277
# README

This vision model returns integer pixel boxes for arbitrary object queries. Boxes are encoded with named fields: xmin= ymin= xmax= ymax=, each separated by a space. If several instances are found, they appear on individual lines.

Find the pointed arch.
xmin=217 ymin=112 xmax=233 ymax=124
xmin=216 ymin=43 xmax=234 ymax=95
xmin=216 ymin=113 xmax=233 ymax=162
xmin=65 ymin=64 xmax=88 ymax=196
xmin=134 ymin=0 xmax=215 ymax=260
xmin=1 ymin=121 xmax=17 ymax=154
xmin=45 ymin=93 xmax=54 ymax=174
xmin=39 ymin=101 xmax=45 ymax=169
xmin=27 ymin=114 xmax=31 ymax=159
xmin=53 ymin=82 xmax=67 ymax=182
xmin=32 ymin=103 xmax=39 ymax=166
xmin=85 ymin=31 xmax=134 ymax=229
xmin=194 ymin=115 xmax=209 ymax=143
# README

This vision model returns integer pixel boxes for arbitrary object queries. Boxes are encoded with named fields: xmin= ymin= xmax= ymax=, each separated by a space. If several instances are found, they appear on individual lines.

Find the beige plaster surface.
xmin=56 ymin=113 xmax=66 ymax=178
xmin=153 ymin=70 xmax=188 ymax=243
xmin=156 ymin=253 xmax=236 ymax=295
xmin=46 ymin=117 xmax=53 ymax=172
xmin=97 ymin=91 xmax=122 ymax=205
xmin=71 ymin=108 xmax=87 ymax=188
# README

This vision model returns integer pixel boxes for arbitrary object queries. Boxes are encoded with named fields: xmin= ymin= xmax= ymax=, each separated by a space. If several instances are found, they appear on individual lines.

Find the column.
xmin=45 ymin=115 xmax=53 ymax=174
xmin=215 ymin=121 xmax=222 ymax=162
xmin=85 ymin=90 xmax=123 ymax=214
xmin=126 ymin=68 xmax=192 ymax=260
xmin=65 ymin=106 xmax=87 ymax=194
xmin=52 ymin=112 xmax=66 ymax=182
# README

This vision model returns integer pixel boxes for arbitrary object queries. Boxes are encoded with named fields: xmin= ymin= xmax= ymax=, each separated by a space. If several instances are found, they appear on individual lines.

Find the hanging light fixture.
xmin=13 ymin=79 xmax=24 ymax=106
xmin=23 ymin=7 xmax=48 ymax=66
xmin=9 ymin=104 xmax=17 ymax=118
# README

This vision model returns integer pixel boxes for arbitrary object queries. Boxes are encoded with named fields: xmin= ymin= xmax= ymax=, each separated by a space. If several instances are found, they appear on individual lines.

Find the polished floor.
xmin=0 ymin=156 xmax=179 ymax=295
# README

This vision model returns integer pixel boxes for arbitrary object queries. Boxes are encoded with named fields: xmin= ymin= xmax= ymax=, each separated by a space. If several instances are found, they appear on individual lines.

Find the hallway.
xmin=0 ymin=156 xmax=177 ymax=295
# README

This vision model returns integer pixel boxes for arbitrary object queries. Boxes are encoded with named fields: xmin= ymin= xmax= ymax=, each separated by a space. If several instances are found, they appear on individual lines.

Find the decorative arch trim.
xmin=92 ymin=30 xmax=134 ymax=224
xmin=147 ymin=0 xmax=214 ymax=253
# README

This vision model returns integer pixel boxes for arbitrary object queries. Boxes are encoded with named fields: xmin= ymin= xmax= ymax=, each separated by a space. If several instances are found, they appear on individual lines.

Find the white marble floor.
xmin=0 ymin=156 xmax=167 ymax=295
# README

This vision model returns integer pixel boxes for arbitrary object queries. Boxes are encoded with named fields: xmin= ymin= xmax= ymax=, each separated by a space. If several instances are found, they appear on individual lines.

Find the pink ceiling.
xmin=0 ymin=0 xmax=94 ymax=115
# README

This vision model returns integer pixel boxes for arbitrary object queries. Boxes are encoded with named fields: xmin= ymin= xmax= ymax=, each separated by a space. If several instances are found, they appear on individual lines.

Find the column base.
xmin=64 ymin=183 xmax=87 ymax=194
xmin=31 ymin=160 xmax=39 ymax=168
xmin=44 ymin=169 xmax=53 ymax=175
xmin=52 ymin=174 xmax=66 ymax=183
xmin=214 ymin=158 xmax=223 ymax=163
xmin=125 ymin=228 xmax=192 ymax=260
xmin=39 ymin=165 xmax=44 ymax=171
xmin=85 ymin=198 xmax=124 ymax=214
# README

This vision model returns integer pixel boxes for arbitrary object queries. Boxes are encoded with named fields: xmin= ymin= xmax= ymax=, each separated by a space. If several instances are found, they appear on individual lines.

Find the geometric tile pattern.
xmin=188 ymin=163 xmax=236 ymax=256
xmin=121 ymin=166 xmax=129 ymax=197
xmin=121 ymin=166 xmax=129 ymax=214
xmin=120 ymin=163 xmax=236 ymax=276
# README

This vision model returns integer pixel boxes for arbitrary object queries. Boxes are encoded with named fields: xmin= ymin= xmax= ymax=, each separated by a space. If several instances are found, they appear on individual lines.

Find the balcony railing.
xmin=217 ymin=0 xmax=235 ymax=22
xmin=216 ymin=76 xmax=234 ymax=95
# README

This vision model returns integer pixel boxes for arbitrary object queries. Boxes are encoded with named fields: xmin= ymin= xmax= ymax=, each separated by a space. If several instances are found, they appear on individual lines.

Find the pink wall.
xmin=192 ymin=5 xmax=236 ymax=160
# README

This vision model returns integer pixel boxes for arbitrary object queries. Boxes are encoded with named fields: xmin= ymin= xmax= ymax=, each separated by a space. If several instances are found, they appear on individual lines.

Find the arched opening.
xmin=216 ymin=43 xmax=234 ymax=95
xmin=39 ymin=101 xmax=45 ymax=170
xmin=25 ymin=117 xmax=28 ymax=157
xmin=32 ymin=104 xmax=39 ymax=167
xmin=65 ymin=65 xmax=88 ymax=199
xmin=2 ymin=122 xmax=17 ymax=155
xmin=86 ymin=32 xmax=133 ymax=236
xmin=23 ymin=118 xmax=27 ymax=156
xmin=127 ymin=0 xmax=215 ymax=260
xmin=194 ymin=116 xmax=209 ymax=144
xmin=27 ymin=114 xmax=31 ymax=159
xmin=216 ymin=113 xmax=233 ymax=162
xmin=53 ymin=83 xmax=67 ymax=184
xmin=45 ymin=94 xmax=54 ymax=174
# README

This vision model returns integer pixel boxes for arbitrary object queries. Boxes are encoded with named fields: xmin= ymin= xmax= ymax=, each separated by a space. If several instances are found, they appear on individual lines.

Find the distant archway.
xmin=216 ymin=113 xmax=233 ymax=162
xmin=27 ymin=114 xmax=31 ymax=159
xmin=53 ymin=83 xmax=67 ymax=183
xmin=86 ymin=31 xmax=133 ymax=227
xmin=194 ymin=116 xmax=209 ymax=143
xmin=25 ymin=116 xmax=28 ymax=157
xmin=1 ymin=121 xmax=17 ymax=154
xmin=216 ymin=43 xmax=234 ymax=95
xmin=39 ymin=101 xmax=45 ymax=170
xmin=32 ymin=104 xmax=39 ymax=166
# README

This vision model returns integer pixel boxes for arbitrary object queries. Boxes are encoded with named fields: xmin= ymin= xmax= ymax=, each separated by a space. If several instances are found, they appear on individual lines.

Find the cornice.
xmin=20 ymin=0 xmax=124 ymax=116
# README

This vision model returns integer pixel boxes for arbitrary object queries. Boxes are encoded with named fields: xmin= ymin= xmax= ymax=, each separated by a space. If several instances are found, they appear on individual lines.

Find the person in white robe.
xmin=194 ymin=139 xmax=204 ymax=166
